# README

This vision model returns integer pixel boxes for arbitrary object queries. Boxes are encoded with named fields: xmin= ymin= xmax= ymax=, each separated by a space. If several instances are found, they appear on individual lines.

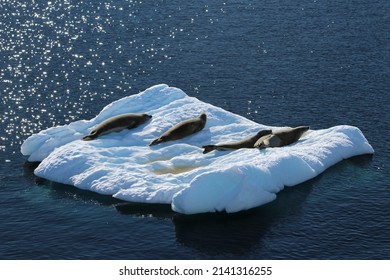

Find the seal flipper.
xmin=82 ymin=135 xmax=94 ymax=141
xmin=202 ymin=145 xmax=216 ymax=154
xmin=126 ymin=120 xmax=136 ymax=129
xmin=82 ymin=130 xmax=97 ymax=141
xmin=149 ymin=138 xmax=162 ymax=146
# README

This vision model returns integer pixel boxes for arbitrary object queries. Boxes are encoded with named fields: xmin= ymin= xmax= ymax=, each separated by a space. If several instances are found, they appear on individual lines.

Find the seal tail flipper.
xmin=202 ymin=145 xmax=216 ymax=154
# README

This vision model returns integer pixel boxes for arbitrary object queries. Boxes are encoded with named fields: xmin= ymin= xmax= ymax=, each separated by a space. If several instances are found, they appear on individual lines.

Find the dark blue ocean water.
xmin=1 ymin=0 xmax=389 ymax=259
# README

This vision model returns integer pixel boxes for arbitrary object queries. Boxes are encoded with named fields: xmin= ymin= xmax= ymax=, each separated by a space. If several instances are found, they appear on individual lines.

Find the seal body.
xmin=202 ymin=129 xmax=272 ymax=154
xmin=149 ymin=113 xmax=207 ymax=146
xmin=82 ymin=113 xmax=152 ymax=141
xmin=254 ymin=126 xmax=310 ymax=149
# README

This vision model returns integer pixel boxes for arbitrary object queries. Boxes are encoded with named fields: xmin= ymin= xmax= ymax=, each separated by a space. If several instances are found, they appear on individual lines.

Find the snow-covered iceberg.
xmin=21 ymin=84 xmax=374 ymax=214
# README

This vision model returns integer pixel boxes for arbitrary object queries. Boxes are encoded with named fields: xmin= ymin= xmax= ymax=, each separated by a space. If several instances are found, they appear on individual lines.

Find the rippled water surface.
xmin=1 ymin=0 xmax=389 ymax=259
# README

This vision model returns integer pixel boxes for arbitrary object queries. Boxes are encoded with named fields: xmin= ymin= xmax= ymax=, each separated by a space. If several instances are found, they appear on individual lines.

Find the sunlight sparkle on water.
xmin=1 ymin=0 xmax=230 ymax=155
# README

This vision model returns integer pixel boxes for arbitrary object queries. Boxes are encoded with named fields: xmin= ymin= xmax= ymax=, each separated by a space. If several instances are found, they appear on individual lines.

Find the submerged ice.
xmin=21 ymin=84 xmax=374 ymax=214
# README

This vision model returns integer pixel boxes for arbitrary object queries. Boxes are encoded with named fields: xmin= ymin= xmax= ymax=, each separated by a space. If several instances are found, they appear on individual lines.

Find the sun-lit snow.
xmin=21 ymin=84 xmax=374 ymax=214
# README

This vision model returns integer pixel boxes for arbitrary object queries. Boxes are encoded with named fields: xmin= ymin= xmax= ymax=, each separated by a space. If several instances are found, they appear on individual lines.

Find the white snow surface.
xmin=21 ymin=84 xmax=374 ymax=214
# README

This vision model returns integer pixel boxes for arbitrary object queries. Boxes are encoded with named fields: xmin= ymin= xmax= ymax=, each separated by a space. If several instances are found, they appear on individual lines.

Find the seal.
xmin=82 ymin=113 xmax=152 ymax=141
xmin=202 ymin=129 xmax=272 ymax=154
xmin=254 ymin=126 xmax=310 ymax=149
xmin=149 ymin=113 xmax=207 ymax=146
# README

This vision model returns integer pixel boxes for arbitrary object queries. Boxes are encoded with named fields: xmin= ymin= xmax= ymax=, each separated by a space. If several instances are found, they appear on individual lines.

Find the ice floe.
xmin=21 ymin=84 xmax=374 ymax=214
